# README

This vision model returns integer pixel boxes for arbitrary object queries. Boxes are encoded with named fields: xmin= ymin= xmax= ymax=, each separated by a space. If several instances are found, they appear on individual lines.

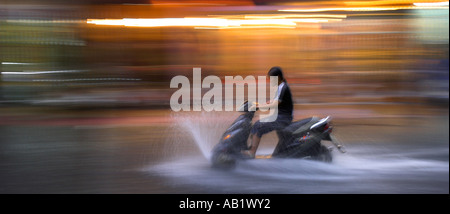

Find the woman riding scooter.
xmin=241 ymin=66 xmax=294 ymax=159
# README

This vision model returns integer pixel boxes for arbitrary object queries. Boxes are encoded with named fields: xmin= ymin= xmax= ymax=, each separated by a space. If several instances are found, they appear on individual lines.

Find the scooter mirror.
xmin=237 ymin=101 xmax=249 ymax=112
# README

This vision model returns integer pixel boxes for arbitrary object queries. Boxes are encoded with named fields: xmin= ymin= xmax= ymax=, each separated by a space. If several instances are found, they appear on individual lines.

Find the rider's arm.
xmin=256 ymin=100 xmax=279 ymax=110
xmin=251 ymin=82 xmax=286 ymax=111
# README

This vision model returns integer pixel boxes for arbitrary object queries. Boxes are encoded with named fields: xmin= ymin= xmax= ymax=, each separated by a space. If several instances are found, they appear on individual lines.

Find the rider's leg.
xmin=249 ymin=134 xmax=261 ymax=156
xmin=242 ymin=121 xmax=272 ymax=158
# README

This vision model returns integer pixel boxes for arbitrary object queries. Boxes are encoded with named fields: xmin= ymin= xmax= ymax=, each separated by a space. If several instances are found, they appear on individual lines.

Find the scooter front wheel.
xmin=211 ymin=153 xmax=237 ymax=170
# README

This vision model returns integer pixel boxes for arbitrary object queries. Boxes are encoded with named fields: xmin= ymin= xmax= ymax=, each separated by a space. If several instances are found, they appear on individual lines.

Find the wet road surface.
xmin=0 ymin=104 xmax=448 ymax=193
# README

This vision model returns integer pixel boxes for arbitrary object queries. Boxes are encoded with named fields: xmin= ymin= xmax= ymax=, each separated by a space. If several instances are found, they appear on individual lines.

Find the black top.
xmin=274 ymin=82 xmax=294 ymax=119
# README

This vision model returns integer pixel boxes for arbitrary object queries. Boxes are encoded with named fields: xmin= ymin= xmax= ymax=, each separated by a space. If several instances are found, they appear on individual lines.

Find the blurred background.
xmin=0 ymin=0 xmax=448 ymax=193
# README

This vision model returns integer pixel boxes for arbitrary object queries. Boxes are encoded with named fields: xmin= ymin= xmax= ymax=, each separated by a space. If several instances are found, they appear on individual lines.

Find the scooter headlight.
xmin=222 ymin=128 xmax=241 ymax=142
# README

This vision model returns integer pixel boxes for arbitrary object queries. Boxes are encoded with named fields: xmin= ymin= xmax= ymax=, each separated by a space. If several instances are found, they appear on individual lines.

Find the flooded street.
xmin=0 ymin=104 xmax=447 ymax=193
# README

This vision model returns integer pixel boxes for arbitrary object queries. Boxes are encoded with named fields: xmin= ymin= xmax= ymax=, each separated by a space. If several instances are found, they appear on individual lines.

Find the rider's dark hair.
xmin=268 ymin=66 xmax=285 ymax=83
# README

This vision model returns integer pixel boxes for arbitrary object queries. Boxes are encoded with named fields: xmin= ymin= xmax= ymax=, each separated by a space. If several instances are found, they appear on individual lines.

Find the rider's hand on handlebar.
xmin=249 ymin=102 xmax=258 ymax=111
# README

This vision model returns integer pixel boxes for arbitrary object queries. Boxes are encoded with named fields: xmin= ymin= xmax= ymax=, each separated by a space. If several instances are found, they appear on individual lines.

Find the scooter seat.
xmin=281 ymin=117 xmax=320 ymax=136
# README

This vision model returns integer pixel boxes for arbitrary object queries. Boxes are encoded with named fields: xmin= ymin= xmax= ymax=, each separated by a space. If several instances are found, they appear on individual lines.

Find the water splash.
xmin=167 ymin=111 xmax=239 ymax=160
